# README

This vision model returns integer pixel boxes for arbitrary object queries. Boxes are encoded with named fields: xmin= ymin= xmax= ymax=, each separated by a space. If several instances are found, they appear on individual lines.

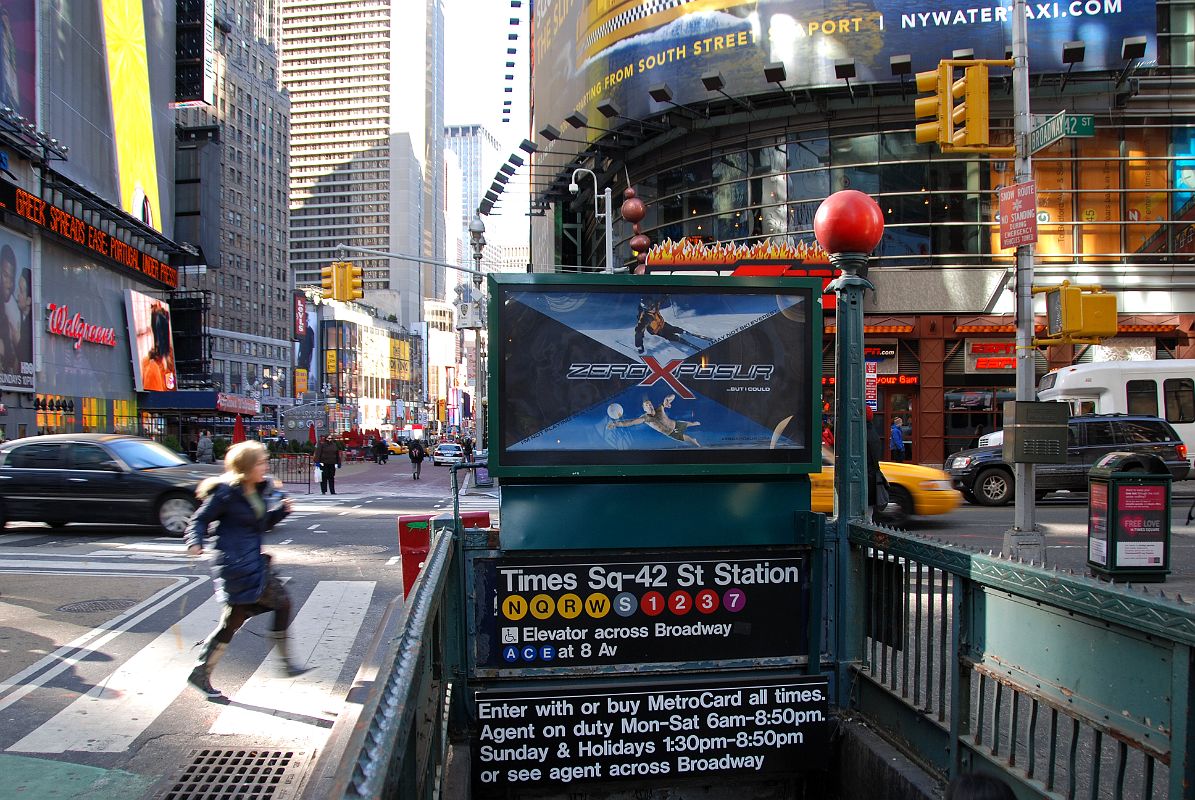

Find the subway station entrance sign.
xmin=473 ymin=675 xmax=830 ymax=794
xmin=472 ymin=548 xmax=810 ymax=672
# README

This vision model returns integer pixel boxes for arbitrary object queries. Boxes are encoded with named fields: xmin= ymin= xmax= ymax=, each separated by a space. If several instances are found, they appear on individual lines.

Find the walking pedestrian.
xmin=196 ymin=430 xmax=214 ymax=464
xmin=313 ymin=434 xmax=341 ymax=495
xmin=890 ymin=416 xmax=906 ymax=462
xmin=866 ymin=408 xmax=887 ymax=519
xmin=184 ymin=441 xmax=308 ymax=699
xmin=408 ymin=439 xmax=426 ymax=480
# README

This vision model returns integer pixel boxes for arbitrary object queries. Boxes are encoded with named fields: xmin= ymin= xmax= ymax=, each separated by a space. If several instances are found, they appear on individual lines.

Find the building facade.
xmin=529 ymin=1 xmax=1195 ymax=466
xmin=282 ymin=0 xmax=448 ymax=330
xmin=0 ymin=1 xmax=192 ymax=441
xmin=174 ymin=0 xmax=294 ymax=412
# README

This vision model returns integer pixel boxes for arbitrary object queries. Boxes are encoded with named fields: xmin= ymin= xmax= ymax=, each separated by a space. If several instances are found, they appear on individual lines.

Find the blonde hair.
xmin=198 ymin=440 xmax=268 ymax=496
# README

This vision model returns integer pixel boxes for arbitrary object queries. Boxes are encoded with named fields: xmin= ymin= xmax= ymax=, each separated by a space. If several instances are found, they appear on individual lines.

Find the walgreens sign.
xmin=45 ymin=303 xmax=118 ymax=349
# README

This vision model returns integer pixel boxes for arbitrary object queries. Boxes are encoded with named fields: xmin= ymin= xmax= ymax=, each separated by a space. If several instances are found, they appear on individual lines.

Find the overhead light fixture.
xmin=700 ymin=71 xmax=752 ymax=113
xmin=1060 ymin=39 xmax=1085 ymax=91
xmin=495 ymin=172 xmax=510 ymax=184
xmin=647 ymin=82 xmax=705 ymax=117
xmin=508 ymin=153 xmax=524 ymax=167
xmin=890 ymin=54 xmax=912 ymax=98
xmin=834 ymin=58 xmax=857 ymax=103
xmin=1117 ymin=35 xmax=1147 ymax=87
xmin=1122 ymin=35 xmax=1147 ymax=61
xmin=565 ymin=111 xmax=589 ymax=129
xmin=595 ymin=98 xmax=620 ymax=119
xmin=518 ymin=138 xmax=537 ymax=153
xmin=763 ymin=62 xmax=797 ymax=106
xmin=538 ymin=123 xmax=591 ymax=146
xmin=499 ymin=163 xmax=516 ymax=175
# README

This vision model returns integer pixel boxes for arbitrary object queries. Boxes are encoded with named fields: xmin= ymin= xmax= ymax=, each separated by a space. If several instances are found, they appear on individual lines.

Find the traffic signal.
xmin=1045 ymin=283 xmax=1118 ymax=339
xmin=914 ymin=63 xmax=950 ymax=146
xmin=345 ymin=262 xmax=364 ymax=300
xmin=320 ymin=264 xmax=335 ymax=299
xmin=951 ymin=63 xmax=990 ymax=147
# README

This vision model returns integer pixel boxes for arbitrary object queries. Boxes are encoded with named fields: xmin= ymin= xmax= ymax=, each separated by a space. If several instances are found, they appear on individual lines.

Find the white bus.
xmin=1036 ymin=359 xmax=1195 ymax=459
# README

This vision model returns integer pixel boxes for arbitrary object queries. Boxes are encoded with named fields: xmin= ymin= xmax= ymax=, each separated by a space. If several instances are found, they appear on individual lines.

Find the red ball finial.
xmin=621 ymin=196 xmax=646 ymax=224
xmin=813 ymin=190 xmax=885 ymax=254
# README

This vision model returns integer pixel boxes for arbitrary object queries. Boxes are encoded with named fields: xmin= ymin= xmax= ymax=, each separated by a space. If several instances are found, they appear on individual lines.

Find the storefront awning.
xmin=138 ymin=391 xmax=262 ymax=415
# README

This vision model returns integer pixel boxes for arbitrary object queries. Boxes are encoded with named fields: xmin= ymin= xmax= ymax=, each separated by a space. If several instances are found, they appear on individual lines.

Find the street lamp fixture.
xmin=467 ymin=215 xmax=487 ymax=449
xmin=569 ymin=167 xmax=614 ymax=273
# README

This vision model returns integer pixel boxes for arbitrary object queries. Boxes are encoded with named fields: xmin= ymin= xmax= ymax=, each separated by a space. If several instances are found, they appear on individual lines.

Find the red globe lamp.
xmin=813 ymin=190 xmax=884 ymax=255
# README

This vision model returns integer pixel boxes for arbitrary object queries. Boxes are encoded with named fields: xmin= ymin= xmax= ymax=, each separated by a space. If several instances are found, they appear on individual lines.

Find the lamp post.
xmin=569 ymin=167 xmax=614 ymax=273
xmin=468 ymin=214 xmax=487 ymax=450
xmin=814 ymin=189 xmax=885 ymax=707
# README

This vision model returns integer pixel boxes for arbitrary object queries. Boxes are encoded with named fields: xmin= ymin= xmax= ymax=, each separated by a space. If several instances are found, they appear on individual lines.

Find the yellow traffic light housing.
xmin=346 ymin=263 xmax=364 ymax=300
xmin=320 ymin=264 xmax=335 ymax=299
xmin=951 ymin=64 xmax=990 ymax=147
xmin=1038 ymin=281 xmax=1118 ymax=343
xmin=914 ymin=63 xmax=950 ymax=146
xmin=913 ymin=59 xmax=1012 ymax=156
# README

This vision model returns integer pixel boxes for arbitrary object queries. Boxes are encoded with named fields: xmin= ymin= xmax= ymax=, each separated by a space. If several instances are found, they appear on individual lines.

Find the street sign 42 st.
xmin=1029 ymin=112 xmax=1095 ymax=154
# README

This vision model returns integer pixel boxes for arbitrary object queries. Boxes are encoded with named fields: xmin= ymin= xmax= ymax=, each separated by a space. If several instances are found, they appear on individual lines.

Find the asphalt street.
xmin=0 ymin=458 xmax=494 ymax=800
xmin=1 ymin=459 xmax=1191 ymax=798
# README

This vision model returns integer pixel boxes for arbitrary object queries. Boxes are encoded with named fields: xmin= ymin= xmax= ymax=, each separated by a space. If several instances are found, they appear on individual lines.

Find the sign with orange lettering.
xmin=0 ymin=178 xmax=178 ymax=289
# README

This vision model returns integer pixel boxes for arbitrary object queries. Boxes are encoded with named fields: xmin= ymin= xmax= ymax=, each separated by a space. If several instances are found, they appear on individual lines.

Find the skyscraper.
xmin=446 ymin=123 xmax=501 ymax=255
xmin=174 ymin=0 xmax=293 ymax=400
xmin=282 ymin=0 xmax=447 ymax=330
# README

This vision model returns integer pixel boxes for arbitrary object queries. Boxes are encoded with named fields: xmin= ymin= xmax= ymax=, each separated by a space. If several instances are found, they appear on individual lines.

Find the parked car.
xmin=0 ymin=434 xmax=225 ymax=535
xmin=431 ymin=442 xmax=465 ymax=466
xmin=810 ymin=447 xmax=962 ymax=527
xmin=945 ymin=414 xmax=1190 ymax=506
xmin=387 ymin=440 xmax=408 ymax=456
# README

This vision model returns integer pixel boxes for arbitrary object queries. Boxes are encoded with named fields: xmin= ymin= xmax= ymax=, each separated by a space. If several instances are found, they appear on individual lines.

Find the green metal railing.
xmin=326 ymin=521 xmax=465 ymax=799
xmin=849 ymin=522 xmax=1195 ymax=799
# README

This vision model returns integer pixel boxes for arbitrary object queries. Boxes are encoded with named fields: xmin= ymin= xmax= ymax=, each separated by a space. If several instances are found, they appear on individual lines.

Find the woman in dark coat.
xmin=184 ymin=441 xmax=305 ymax=698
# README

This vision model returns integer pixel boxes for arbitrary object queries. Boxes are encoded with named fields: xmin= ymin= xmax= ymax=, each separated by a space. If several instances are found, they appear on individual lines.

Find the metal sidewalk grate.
xmin=157 ymin=749 xmax=310 ymax=800
xmin=57 ymin=599 xmax=137 ymax=613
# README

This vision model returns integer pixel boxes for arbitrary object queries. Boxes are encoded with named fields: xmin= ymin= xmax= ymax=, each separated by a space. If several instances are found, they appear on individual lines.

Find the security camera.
xmin=568 ymin=182 xmax=579 ymax=195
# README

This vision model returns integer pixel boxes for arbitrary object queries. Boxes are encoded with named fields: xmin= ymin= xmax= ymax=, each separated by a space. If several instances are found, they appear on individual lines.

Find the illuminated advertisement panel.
xmin=294 ymin=306 xmax=320 ymax=394
xmin=534 ymin=1 xmax=1157 ymax=137
xmin=0 ymin=0 xmax=36 ymax=123
xmin=125 ymin=289 xmax=177 ymax=391
xmin=0 ymin=226 xmax=32 ymax=391
xmin=490 ymin=274 xmax=822 ymax=477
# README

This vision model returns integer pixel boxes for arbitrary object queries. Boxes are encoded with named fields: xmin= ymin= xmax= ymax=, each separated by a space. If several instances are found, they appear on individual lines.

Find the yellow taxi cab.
xmin=809 ymin=447 xmax=962 ymax=526
xmin=387 ymin=440 xmax=407 ymax=456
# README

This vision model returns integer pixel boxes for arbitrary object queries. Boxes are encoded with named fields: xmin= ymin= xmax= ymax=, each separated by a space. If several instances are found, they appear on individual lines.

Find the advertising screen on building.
xmin=0 ymin=0 xmax=37 ymax=124
xmin=126 ymin=289 xmax=177 ymax=391
xmin=294 ymin=306 xmax=320 ymax=394
xmin=490 ymin=274 xmax=821 ymax=477
xmin=533 ymin=1 xmax=1156 ymax=139
xmin=0 ymin=227 xmax=32 ymax=391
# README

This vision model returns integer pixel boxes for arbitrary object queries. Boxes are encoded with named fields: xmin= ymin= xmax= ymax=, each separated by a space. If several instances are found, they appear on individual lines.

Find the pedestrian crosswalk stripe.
xmin=209 ymin=580 xmax=375 ymax=740
xmin=7 ymin=595 xmax=224 ymax=753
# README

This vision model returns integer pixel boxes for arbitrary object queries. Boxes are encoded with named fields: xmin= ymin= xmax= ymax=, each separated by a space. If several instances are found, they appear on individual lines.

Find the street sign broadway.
xmin=1029 ymin=112 xmax=1095 ymax=154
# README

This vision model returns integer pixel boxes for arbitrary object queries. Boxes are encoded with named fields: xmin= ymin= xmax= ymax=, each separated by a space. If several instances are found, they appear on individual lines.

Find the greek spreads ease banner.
xmin=533 ymin=0 xmax=1156 ymax=133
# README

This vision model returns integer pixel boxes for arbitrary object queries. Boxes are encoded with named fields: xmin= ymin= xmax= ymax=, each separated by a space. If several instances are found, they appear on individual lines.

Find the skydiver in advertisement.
xmin=607 ymin=394 xmax=701 ymax=446
xmin=633 ymin=297 xmax=711 ymax=354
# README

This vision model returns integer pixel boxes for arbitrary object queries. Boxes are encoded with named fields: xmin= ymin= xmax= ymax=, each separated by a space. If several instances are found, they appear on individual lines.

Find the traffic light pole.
xmin=1004 ymin=0 xmax=1045 ymax=564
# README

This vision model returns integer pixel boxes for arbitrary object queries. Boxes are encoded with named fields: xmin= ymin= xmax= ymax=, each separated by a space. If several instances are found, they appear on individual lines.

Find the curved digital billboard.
xmin=534 ymin=0 xmax=1157 ymax=137
xmin=489 ymin=274 xmax=822 ymax=478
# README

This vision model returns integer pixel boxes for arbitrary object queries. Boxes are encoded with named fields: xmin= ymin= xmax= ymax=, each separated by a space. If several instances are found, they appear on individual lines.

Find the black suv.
xmin=945 ymin=415 xmax=1190 ymax=506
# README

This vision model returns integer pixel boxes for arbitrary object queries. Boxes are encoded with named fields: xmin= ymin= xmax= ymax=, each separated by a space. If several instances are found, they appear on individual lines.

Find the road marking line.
xmin=0 ymin=559 xmax=189 ymax=571
xmin=7 ymin=595 xmax=224 ymax=753
xmin=351 ymin=505 xmax=362 ymax=509
xmin=0 ymin=575 xmax=205 ymax=711
xmin=210 ymin=581 xmax=376 ymax=740
xmin=278 ymin=539 xmax=293 ymax=545
xmin=385 ymin=556 xmax=400 ymax=566
xmin=308 ymin=524 xmax=318 ymax=530
xmin=0 ymin=533 xmax=48 ymax=544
